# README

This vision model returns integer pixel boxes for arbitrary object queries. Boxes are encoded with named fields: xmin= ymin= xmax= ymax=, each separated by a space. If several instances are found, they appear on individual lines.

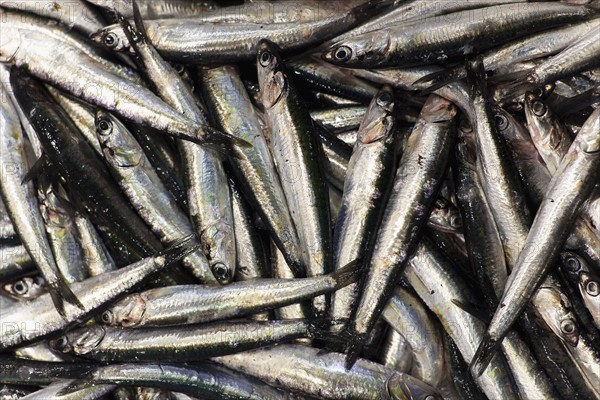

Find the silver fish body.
xmin=344 ymin=95 xmax=457 ymax=364
xmin=331 ymin=87 xmax=399 ymax=322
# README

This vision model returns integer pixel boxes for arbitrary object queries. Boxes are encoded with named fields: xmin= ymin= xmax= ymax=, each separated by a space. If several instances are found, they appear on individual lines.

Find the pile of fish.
xmin=2 ymin=0 xmax=600 ymax=398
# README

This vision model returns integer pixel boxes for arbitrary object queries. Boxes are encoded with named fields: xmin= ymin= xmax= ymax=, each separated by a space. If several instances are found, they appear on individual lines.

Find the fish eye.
xmin=12 ymin=280 xmax=28 ymax=295
xmin=450 ymin=214 xmax=462 ymax=229
xmin=100 ymin=310 xmax=113 ymax=324
xmin=54 ymin=336 xmax=68 ymax=350
xmin=377 ymin=91 xmax=393 ymax=107
xmin=96 ymin=119 xmax=112 ymax=135
xmin=103 ymin=32 xmax=119 ymax=48
xmin=213 ymin=263 xmax=230 ymax=281
xmin=334 ymin=46 xmax=352 ymax=62
xmin=259 ymin=51 xmax=273 ymax=67
xmin=564 ymin=256 xmax=581 ymax=273
xmin=532 ymin=101 xmax=547 ymax=117
xmin=560 ymin=319 xmax=576 ymax=335
xmin=493 ymin=114 xmax=508 ymax=130
xmin=585 ymin=280 xmax=599 ymax=297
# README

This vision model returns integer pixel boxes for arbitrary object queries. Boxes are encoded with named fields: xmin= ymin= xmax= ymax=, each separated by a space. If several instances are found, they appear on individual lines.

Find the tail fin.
xmin=465 ymin=58 xmax=489 ymax=100
xmin=197 ymin=126 xmax=253 ymax=158
xmin=331 ymin=259 xmax=362 ymax=289
xmin=415 ymin=67 xmax=467 ymax=95
xmin=470 ymin=333 xmax=501 ymax=377
xmin=159 ymin=234 xmax=201 ymax=266
xmin=22 ymin=154 xmax=51 ymax=185
xmin=451 ymin=299 xmax=492 ymax=324
xmin=344 ymin=333 xmax=368 ymax=370
xmin=306 ymin=318 xmax=346 ymax=343
xmin=130 ymin=0 xmax=147 ymax=40
xmin=116 ymin=3 xmax=144 ymax=46
xmin=47 ymin=278 xmax=85 ymax=319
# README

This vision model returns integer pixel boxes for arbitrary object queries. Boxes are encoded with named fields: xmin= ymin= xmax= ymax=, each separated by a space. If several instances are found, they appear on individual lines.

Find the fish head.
xmin=358 ymin=86 xmax=396 ymax=145
xmin=50 ymin=325 xmax=106 ymax=355
xmin=576 ymin=107 xmax=600 ymax=154
xmin=91 ymin=26 xmax=130 ymax=53
xmin=95 ymin=110 xmax=142 ymax=168
xmin=256 ymin=39 xmax=287 ymax=109
xmin=535 ymin=284 xmax=580 ymax=347
xmin=560 ymin=251 xmax=588 ymax=283
xmin=2 ymin=276 xmax=46 ymax=300
xmin=580 ymin=271 xmax=600 ymax=299
xmin=322 ymin=30 xmax=391 ymax=68
xmin=386 ymin=372 xmax=443 ymax=400
xmin=99 ymin=293 xmax=146 ymax=327
xmin=428 ymin=198 xmax=462 ymax=233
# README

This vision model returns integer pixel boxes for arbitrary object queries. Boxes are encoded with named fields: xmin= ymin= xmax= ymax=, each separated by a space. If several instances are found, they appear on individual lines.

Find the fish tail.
xmin=306 ymin=318 xmax=346 ymax=344
xmin=344 ymin=334 xmax=367 ymax=370
xmin=130 ymin=0 xmax=147 ymax=40
xmin=465 ymin=58 xmax=489 ymax=100
xmin=416 ymin=67 xmax=466 ymax=95
xmin=159 ymin=234 xmax=201 ymax=266
xmin=331 ymin=259 xmax=363 ymax=289
xmin=47 ymin=279 xmax=84 ymax=318
xmin=470 ymin=333 xmax=500 ymax=377
xmin=198 ymin=126 xmax=252 ymax=158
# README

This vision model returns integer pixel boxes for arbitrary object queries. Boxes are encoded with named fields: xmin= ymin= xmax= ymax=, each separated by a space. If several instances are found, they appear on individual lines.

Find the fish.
xmin=121 ymin=8 xmax=235 ymax=283
xmin=257 ymin=39 xmax=332 ymax=317
xmin=214 ymin=344 xmax=443 ymax=400
xmin=331 ymin=86 xmax=400 ymax=323
xmin=472 ymin=106 xmax=600 ymax=376
xmin=0 ymin=236 xmax=197 ymax=350
xmin=344 ymin=94 xmax=457 ymax=367
xmin=199 ymin=65 xmax=304 ymax=275
xmin=322 ymin=3 xmax=594 ymax=68
xmin=91 ymin=0 xmax=390 ymax=62
xmin=0 ymin=67 xmax=82 ymax=317
xmin=50 ymin=319 xmax=337 ymax=362
xmin=98 ymin=261 xmax=359 ymax=328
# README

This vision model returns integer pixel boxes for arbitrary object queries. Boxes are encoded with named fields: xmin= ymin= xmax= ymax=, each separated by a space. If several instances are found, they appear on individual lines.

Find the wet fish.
xmin=344 ymin=94 xmax=457 ymax=367
xmin=257 ymin=40 xmax=332 ymax=318
xmin=322 ymin=3 xmax=594 ymax=68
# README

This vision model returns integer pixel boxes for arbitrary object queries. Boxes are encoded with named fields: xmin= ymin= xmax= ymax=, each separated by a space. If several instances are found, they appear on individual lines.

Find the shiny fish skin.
xmin=11 ymin=71 xmax=163 ymax=261
xmin=0 ymin=0 xmax=106 ymax=36
xmin=0 ymin=14 xmax=231 ymax=148
xmin=3 ymin=2 xmax=600 ymax=397
xmin=404 ymin=240 xmax=519 ymax=400
xmin=94 ymin=111 xmax=214 ymax=283
xmin=257 ymin=40 xmax=332 ymax=318
xmin=344 ymin=95 xmax=457 ymax=366
xmin=120 ymin=14 xmax=231 ymax=284
xmin=86 ymin=0 xmax=217 ymax=19
xmin=99 ymin=263 xmax=358 ymax=328
xmin=291 ymin=56 xmax=378 ymax=104
xmin=0 ymin=244 xmax=34 ymax=282
xmin=322 ymin=3 xmax=594 ymax=68
xmin=331 ymin=87 xmax=399 ymax=322
xmin=214 ymin=344 xmax=443 ymax=400
xmin=474 ymin=107 xmax=600 ymax=375
xmin=92 ymin=1 xmax=387 ymax=63
xmin=383 ymin=287 xmax=457 ymax=398
xmin=200 ymin=65 xmax=304 ymax=274
xmin=561 ymin=252 xmax=600 ymax=330
xmin=55 ymin=363 xmax=290 ymax=400
xmin=51 ymin=319 xmax=330 ymax=362
xmin=0 ymin=237 xmax=196 ymax=350
xmin=0 ymin=68 xmax=81 ymax=317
